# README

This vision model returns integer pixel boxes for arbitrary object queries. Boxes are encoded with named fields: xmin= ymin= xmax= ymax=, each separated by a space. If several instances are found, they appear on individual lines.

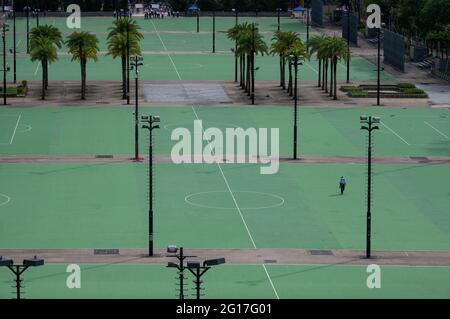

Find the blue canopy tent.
xmin=188 ymin=4 xmax=200 ymax=11
xmin=293 ymin=5 xmax=305 ymax=12
xmin=292 ymin=5 xmax=305 ymax=18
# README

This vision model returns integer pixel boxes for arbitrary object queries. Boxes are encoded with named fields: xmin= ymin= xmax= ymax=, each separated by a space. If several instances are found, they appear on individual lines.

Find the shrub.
xmin=340 ymin=85 xmax=361 ymax=92
xmin=404 ymin=88 xmax=425 ymax=94
xmin=397 ymin=83 xmax=415 ymax=89
xmin=349 ymin=91 xmax=369 ymax=97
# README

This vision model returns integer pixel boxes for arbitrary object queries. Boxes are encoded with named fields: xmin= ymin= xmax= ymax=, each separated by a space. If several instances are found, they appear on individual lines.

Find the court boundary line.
xmin=9 ymin=114 xmax=21 ymax=145
xmin=381 ymin=121 xmax=410 ymax=146
xmin=424 ymin=121 xmax=449 ymax=139
xmin=151 ymin=19 xmax=279 ymax=299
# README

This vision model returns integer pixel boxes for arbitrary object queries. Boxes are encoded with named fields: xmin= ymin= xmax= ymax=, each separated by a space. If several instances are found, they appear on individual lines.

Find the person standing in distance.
xmin=339 ymin=176 xmax=346 ymax=195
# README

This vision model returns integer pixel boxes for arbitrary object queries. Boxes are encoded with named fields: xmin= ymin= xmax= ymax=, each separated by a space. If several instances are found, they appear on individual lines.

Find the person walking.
xmin=339 ymin=176 xmax=346 ymax=195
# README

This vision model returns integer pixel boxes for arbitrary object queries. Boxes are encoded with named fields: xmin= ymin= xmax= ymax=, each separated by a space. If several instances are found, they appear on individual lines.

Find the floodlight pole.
xmin=35 ymin=9 xmax=39 ymax=27
xmin=233 ymin=9 xmax=238 ymax=82
xmin=131 ymin=56 xmax=143 ymax=161
xmin=251 ymin=23 xmax=255 ymax=105
xmin=12 ymin=7 xmax=16 ymax=83
xmin=126 ymin=23 xmax=130 ymax=105
xmin=7 ymin=265 xmax=29 ymax=300
xmin=2 ymin=22 xmax=7 ymax=105
xmin=346 ymin=2 xmax=350 ymax=83
xmin=187 ymin=266 xmax=210 ymax=300
xmin=26 ymin=3 xmax=30 ymax=54
xmin=142 ymin=115 xmax=160 ymax=257
xmin=212 ymin=10 xmax=215 ymax=53
xmin=361 ymin=116 xmax=379 ymax=259
xmin=196 ymin=11 xmax=199 ymax=33
xmin=306 ymin=5 xmax=310 ymax=51
xmin=293 ymin=56 xmax=299 ymax=159
xmin=377 ymin=26 xmax=381 ymax=106
xmin=277 ymin=8 xmax=281 ymax=32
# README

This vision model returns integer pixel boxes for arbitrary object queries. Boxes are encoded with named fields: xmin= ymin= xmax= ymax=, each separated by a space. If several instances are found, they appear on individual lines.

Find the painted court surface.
xmin=1 ymin=16 xmax=450 ymax=299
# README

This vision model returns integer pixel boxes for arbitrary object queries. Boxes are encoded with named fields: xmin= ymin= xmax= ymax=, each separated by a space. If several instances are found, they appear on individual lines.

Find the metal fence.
xmin=383 ymin=31 xmax=405 ymax=72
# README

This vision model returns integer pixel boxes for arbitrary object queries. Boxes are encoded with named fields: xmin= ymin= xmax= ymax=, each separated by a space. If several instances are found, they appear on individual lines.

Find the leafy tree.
xmin=30 ymin=36 xmax=58 ymax=100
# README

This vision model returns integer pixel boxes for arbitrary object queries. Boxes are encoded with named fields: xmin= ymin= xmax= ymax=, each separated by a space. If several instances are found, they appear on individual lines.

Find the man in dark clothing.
xmin=339 ymin=176 xmax=346 ymax=195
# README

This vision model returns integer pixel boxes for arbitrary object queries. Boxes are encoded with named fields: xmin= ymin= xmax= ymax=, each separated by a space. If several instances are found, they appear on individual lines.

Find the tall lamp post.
xmin=212 ymin=9 xmax=216 ymax=53
xmin=34 ymin=8 xmax=40 ymax=27
xmin=196 ymin=10 xmax=199 ymax=33
xmin=141 ymin=115 xmax=161 ymax=257
xmin=276 ymin=8 xmax=282 ymax=32
xmin=232 ymin=8 xmax=238 ymax=82
xmin=0 ymin=256 xmax=45 ymax=300
xmin=306 ymin=1 xmax=310 ymax=51
xmin=290 ymin=54 xmax=303 ymax=160
xmin=24 ymin=4 xmax=30 ymax=54
xmin=360 ymin=116 xmax=380 ymax=259
xmin=167 ymin=246 xmax=196 ymax=300
xmin=186 ymin=258 xmax=226 ymax=299
xmin=131 ymin=56 xmax=143 ymax=161
xmin=251 ymin=23 xmax=255 ymax=105
xmin=1 ymin=19 xmax=9 ymax=105
xmin=126 ymin=23 xmax=130 ymax=105
xmin=346 ymin=1 xmax=351 ymax=84
xmin=11 ymin=8 xmax=16 ymax=84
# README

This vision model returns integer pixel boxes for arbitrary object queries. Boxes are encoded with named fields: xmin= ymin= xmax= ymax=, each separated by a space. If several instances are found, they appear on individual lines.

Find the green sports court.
xmin=1 ymin=4 xmax=450 ymax=301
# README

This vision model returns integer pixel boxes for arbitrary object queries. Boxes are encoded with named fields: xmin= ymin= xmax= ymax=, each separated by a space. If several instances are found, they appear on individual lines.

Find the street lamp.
xmin=141 ymin=115 xmax=160 ymax=257
xmin=196 ymin=10 xmax=200 ymax=33
xmin=166 ymin=246 xmax=196 ymax=299
xmin=276 ymin=8 xmax=282 ymax=32
xmin=126 ymin=23 xmax=130 ymax=105
xmin=212 ymin=9 xmax=216 ymax=53
xmin=360 ymin=115 xmax=380 ymax=259
xmin=0 ymin=256 xmax=45 ymax=299
xmin=24 ymin=4 xmax=31 ymax=54
xmin=290 ymin=54 xmax=303 ymax=160
xmin=186 ymin=258 xmax=226 ymax=299
xmin=306 ymin=1 xmax=310 ymax=51
xmin=34 ymin=8 xmax=40 ymax=27
xmin=345 ymin=0 xmax=351 ymax=84
xmin=10 ymin=8 xmax=16 ymax=84
xmin=130 ymin=56 xmax=144 ymax=161
xmin=251 ymin=23 xmax=256 ymax=105
xmin=232 ymin=8 xmax=238 ymax=83
xmin=1 ymin=20 xmax=9 ymax=105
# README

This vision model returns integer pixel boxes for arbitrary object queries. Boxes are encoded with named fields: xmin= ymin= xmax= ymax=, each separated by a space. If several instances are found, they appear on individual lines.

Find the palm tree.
xmin=30 ymin=25 xmax=63 ymax=90
xmin=30 ymin=36 xmax=57 ymax=100
xmin=327 ymin=36 xmax=349 ymax=100
xmin=308 ymin=34 xmax=326 ymax=87
xmin=271 ymin=31 xmax=301 ymax=93
xmin=107 ymin=18 xmax=143 ymax=99
xmin=66 ymin=32 xmax=99 ymax=100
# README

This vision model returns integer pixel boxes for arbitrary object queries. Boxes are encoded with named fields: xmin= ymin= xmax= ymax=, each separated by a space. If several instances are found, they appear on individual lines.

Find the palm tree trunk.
xmin=333 ymin=60 xmax=338 ymax=100
xmin=322 ymin=59 xmax=325 ymax=90
xmin=121 ymin=54 xmax=126 ymax=99
xmin=240 ymin=55 xmax=244 ymax=89
xmin=330 ymin=59 xmax=334 ymax=97
xmin=282 ymin=59 xmax=286 ymax=90
xmin=279 ymin=55 xmax=283 ymax=87
xmin=318 ymin=59 xmax=322 ymax=87
xmin=81 ymin=58 xmax=86 ymax=100
xmin=246 ymin=54 xmax=251 ymax=94
xmin=41 ymin=59 xmax=46 ymax=100
xmin=324 ymin=59 xmax=328 ymax=93
xmin=288 ymin=63 xmax=293 ymax=96
xmin=44 ymin=60 xmax=49 ymax=90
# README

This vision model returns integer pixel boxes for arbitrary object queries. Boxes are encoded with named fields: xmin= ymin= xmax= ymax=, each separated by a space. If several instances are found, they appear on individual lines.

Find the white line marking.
xmin=16 ymin=39 xmax=22 ymax=50
xmin=424 ymin=121 xmax=449 ymax=139
xmin=34 ymin=62 xmax=41 ymax=76
xmin=150 ymin=20 xmax=182 ymax=79
xmin=0 ymin=193 xmax=11 ymax=206
xmin=304 ymin=61 xmax=318 ymax=74
xmin=10 ymin=114 xmax=21 ymax=145
xmin=381 ymin=121 xmax=410 ymax=146
xmin=152 ymin=21 xmax=279 ymax=299
xmin=262 ymin=264 xmax=280 ymax=299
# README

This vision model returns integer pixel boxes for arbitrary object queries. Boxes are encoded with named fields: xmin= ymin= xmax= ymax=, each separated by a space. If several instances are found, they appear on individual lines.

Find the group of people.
xmin=144 ymin=10 xmax=180 ymax=19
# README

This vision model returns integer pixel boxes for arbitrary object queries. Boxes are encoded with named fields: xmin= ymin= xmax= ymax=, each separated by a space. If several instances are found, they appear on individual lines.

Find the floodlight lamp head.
xmin=141 ymin=115 xmax=150 ymax=120
xmin=373 ymin=126 xmax=379 ymax=130
xmin=203 ymin=258 xmax=226 ymax=266
xmin=167 ymin=245 xmax=178 ymax=254
xmin=360 ymin=115 xmax=368 ymax=122
xmin=187 ymin=261 xmax=200 ymax=269
xmin=0 ymin=256 xmax=13 ymax=267
xmin=142 ymin=125 xmax=150 ymax=129
xmin=167 ymin=262 xmax=178 ymax=268
xmin=152 ymin=125 xmax=160 ymax=130
xmin=361 ymin=126 xmax=368 ymax=130
xmin=152 ymin=116 xmax=161 ymax=123
xmin=372 ymin=117 xmax=381 ymax=124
